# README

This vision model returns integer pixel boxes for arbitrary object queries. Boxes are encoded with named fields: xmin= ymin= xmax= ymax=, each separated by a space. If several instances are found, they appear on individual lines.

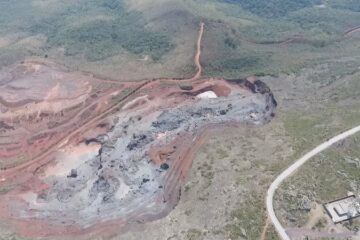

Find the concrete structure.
xmin=267 ymin=124 xmax=360 ymax=240
xmin=324 ymin=194 xmax=360 ymax=223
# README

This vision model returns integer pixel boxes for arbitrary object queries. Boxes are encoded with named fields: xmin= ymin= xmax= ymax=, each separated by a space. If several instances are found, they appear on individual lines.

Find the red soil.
xmin=0 ymin=22 xmax=275 ymax=239
xmin=0 ymin=74 xmax=260 ymax=238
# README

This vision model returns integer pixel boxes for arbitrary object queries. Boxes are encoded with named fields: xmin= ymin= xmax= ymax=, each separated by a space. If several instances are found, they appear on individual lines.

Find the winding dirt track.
xmin=260 ymin=217 xmax=270 ymax=240
xmin=190 ymin=22 xmax=204 ymax=81
xmin=344 ymin=25 xmax=360 ymax=37
xmin=266 ymin=125 xmax=360 ymax=240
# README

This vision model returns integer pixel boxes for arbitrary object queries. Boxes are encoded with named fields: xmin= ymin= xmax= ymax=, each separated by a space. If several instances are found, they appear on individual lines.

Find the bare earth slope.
xmin=0 ymin=23 xmax=277 ymax=239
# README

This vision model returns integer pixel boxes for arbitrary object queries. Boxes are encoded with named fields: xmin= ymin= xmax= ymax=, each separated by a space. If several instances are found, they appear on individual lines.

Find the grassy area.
xmin=224 ymin=192 xmax=268 ymax=239
xmin=275 ymin=132 xmax=360 ymax=229
xmin=0 ymin=0 xmax=173 ymax=63
xmin=0 ymin=186 xmax=11 ymax=195
xmin=192 ymin=0 xmax=360 ymax=78
xmin=329 ymin=0 xmax=360 ymax=12
xmin=220 ymin=0 xmax=321 ymax=18
xmin=0 ymin=0 xmax=182 ymax=81
xmin=0 ymin=0 xmax=359 ymax=80
xmin=269 ymin=67 xmax=360 ymax=230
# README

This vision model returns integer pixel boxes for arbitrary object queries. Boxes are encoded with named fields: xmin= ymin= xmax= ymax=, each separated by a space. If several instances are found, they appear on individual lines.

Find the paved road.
xmin=266 ymin=125 xmax=360 ymax=240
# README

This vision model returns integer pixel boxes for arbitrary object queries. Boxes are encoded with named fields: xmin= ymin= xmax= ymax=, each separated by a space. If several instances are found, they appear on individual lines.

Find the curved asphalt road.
xmin=266 ymin=124 xmax=360 ymax=240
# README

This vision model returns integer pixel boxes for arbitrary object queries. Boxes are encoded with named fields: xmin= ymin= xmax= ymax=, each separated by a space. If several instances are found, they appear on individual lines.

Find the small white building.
xmin=324 ymin=194 xmax=360 ymax=223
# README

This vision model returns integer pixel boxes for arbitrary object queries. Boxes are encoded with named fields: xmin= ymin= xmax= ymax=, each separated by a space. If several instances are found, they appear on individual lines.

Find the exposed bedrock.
xmin=0 ymin=79 xmax=277 ymax=238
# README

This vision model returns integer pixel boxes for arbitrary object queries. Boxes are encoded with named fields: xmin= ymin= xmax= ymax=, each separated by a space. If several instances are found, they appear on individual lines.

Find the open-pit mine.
xmin=0 ymin=23 xmax=277 ymax=239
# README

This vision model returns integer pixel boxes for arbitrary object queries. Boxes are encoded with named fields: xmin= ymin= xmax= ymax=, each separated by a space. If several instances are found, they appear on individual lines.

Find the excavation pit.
xmin=0 ymin=77 xmax=277 ymax=238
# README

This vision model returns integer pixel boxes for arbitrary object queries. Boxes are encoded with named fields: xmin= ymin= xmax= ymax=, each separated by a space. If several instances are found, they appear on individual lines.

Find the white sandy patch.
xmin=157 ymin=132 xmax=167 ymax=139
xmin=115 ymin=180 xmax=131 ymax=200
xmin=44 ymin=143 xmax=100 ymax=178
xmin=21 ymin=192 xmax=43 ymax=207
xmin=122 ymin=95 xmax=149 ymax=110
xmin=77 ymin=179 xmax=94 ymax=203
xmin=196 ymin=91 xmax=218 ymax=99
xmin=110 ymin=90 xmax=120 ymax=96
xmin=0 ymin=38 xmax=12 ymax=48
xmin=44 ymin=83 xmax=60 ymax=100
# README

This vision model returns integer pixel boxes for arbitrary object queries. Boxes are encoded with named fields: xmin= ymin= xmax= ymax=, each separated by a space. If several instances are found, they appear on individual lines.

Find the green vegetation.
xmin=287 ymin=7 xmax=360 ymax=36
xmin=178 ymin=82 xmax=193 ymax=91
xmin=225 ymin=193 xmax=267 ymax=239
xmin=194 ymin=0 xmax=360 ymax=78
xmin=222 ymin=0 xmax=321 ymax=18
xmin=313 ymin=217 xmax=327 ymax=230
xmin=280 ymin=106 xmax=360 ymax=161
xmin=0 ymin=0 xmax=359 ymax=79
xmin=330 ymin=0 xmax=360 ymax=12
xmin=0 ymin=0 xmax=173 ymax=64
xmin=110 ymin=87 xmax=137 ymax=103
xmin=207 ymin=55 xmax=265 ymax=75
xmin=186 ymin=229 xmax=204 ymax=240
xmin=275 ymin=132 xmax=360 ymax=228
xmin=0 ymin=186 xmax=11 ymax=195
xmin=34 ymin=0 xmax=173 ymax=61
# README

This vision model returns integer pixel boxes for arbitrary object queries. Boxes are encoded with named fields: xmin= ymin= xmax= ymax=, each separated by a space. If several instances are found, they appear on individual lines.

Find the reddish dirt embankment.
xmin=0 ymin=22 xmax=207 ymax=172
xmin=0 ymin=60 xmax=144 ymax=170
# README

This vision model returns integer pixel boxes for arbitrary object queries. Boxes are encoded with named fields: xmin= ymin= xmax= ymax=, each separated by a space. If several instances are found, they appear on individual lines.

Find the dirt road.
xmin=260 ymin=217 xmax=270 ymax=240
xmin=344 ymin=25 xmax=360 ymax=37
xmin=190 ymin=22 xmax=204 ymax=80
xmin=266 ymin=125 xmax=360 ymax=240
xmin=2 ymin=80 xmax=151 ymax=174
